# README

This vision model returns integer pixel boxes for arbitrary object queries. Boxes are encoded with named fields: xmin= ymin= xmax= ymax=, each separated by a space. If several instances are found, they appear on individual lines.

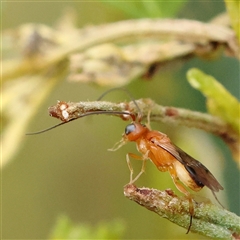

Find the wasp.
xmin=111 ymin=118 xmax=223 ymax=232
xmin=27 ymin=89 xmax=224 ymax=233
xmin=103 ymin=97 xmax=223 ymax=233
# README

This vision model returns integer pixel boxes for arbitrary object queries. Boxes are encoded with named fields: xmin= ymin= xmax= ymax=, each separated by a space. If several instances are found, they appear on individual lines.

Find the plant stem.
xmin=47 ymin=98 xmax=239 ymax=161
xmin=124 ymin=184 xmax=240 ymax=239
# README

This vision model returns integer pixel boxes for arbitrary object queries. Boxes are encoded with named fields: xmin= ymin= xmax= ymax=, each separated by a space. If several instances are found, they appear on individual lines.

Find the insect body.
xmin=123 ymin=122 xmax=223 ymax=193
xmin=112 ymin=121 xmax=223 ymax=233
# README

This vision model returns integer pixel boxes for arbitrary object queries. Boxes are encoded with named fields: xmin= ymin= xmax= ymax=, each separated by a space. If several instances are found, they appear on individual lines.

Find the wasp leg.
xmin=131 ymin=158 xmax=147 ymax=183
xmin=126 ymin=153 xmax=147 ymax=184
xmin=108 ymin=138 xmax=126 ymax=151
xmin=145 ymin=110 xmax=152 ymax=130
xmin=169 ymin=166 xmax=194 ymax=234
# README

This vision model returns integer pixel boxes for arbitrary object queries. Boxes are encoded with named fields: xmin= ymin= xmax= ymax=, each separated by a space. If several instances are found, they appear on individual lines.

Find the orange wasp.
xmin=98 ymin=89 xmax=223 ymax=232
xmin=110 ymin=118 xmax=223 ymax=232
xmin=27 ymin=89 xmax=224 ymax=233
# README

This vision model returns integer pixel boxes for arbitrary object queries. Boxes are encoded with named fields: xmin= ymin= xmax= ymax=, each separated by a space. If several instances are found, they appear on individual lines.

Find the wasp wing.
xmin=150 ymin=137 xmax=223 ymax=192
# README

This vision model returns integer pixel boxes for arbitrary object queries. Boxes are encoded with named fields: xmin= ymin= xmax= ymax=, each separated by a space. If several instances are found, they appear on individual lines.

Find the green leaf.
xmin=101 ymin=1 xmax=187 ymax=18
xmin=187 ymin=68 xmax=240 ymax=134
xmin=225 ymin=0 xmax=240 ymax=45
xmin=144 ymin=1 xmax=188 ymax=18
xmin=49 ymin=215 xmax=125 ymax=239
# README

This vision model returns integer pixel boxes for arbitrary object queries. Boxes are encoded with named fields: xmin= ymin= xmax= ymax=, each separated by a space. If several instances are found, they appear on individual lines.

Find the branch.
xmin=3 ymin=18 xmax=238 ymax=82
xmin=46 ymin=99 xmax=239 ymax=161
xmin=124 ymin=184 xmax=240 ymax=239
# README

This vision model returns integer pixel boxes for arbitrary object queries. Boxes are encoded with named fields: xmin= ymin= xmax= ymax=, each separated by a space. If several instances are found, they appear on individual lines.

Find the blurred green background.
xmin=2 ymin=1 xmax=239 ymax=239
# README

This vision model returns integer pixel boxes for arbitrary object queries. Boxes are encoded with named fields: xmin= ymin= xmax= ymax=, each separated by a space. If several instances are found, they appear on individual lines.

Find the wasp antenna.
xmin=97 ymin=87 xmax=142 ymax=122
xmin=97 ymin=87 xmax=125 ymax=101
xmin=26 ymin=110 xmax=132 ymax=135
xmin=26 ymin=121 xmax=70 ymax=135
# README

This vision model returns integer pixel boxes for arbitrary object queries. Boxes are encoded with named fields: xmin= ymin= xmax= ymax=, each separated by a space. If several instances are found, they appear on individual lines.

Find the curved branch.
xmin=124 ymin=184 xmax=240 ymax=239
xmin=3 ymin=18 xmax=238 ymax=81
xmin=45 ymin=99 xmax=239 ymax=161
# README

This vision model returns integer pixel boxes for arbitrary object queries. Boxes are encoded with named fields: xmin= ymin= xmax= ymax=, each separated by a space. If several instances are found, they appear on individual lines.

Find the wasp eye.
xmin=125 ymin=123 xmax=136 ymax=135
